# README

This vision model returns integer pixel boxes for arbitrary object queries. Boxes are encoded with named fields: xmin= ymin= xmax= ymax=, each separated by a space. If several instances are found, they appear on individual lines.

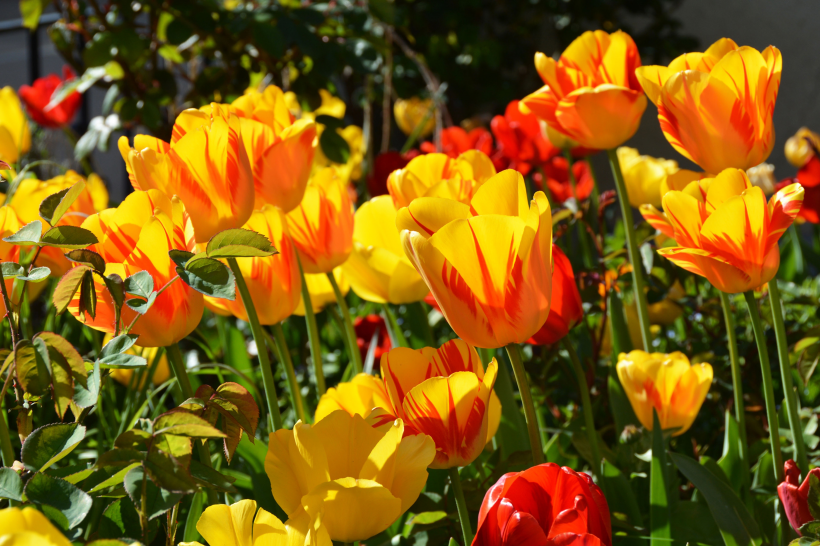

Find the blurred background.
xmin=0 ymin=0 xmax=817 ymax=201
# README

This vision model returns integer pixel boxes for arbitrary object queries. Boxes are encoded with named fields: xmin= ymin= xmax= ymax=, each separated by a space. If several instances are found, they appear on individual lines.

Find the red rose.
xmin=19 ymin=66 xmax=82 ymax=129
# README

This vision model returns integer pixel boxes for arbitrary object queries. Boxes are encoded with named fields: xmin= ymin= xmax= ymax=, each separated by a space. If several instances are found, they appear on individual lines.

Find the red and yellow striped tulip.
xmin=387 ymin=150 xmax=497 ymax=209
xmin=642 ymin=169 xmax=803 ymax=293
xmin=0 ymin=87 xmax=31 ymax=164
xmin=520 ymin=30 xmax=647 ymax=150
xmin=397 ymin=170 xmax=553 ymax=348
xmin=286 ymin=167 xmax=353 ymax=274
xmin=636 ymin=39 xmax=782 ymax=174
xmin=69 ymin=190 xmax=204 ymax=347
xmin=293 ymin=267 xmax=348 ymax=316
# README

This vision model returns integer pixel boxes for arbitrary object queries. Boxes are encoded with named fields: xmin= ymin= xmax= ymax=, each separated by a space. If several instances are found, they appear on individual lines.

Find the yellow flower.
xmin=179 ymin=499 xmax=330 ymax=546
xmin=616 ymin=350 xmax=712 ymax=435
xmin=315 ymin=372 xmax=392 ymax=420
xmin=785 ymin=127 xmax=820 ymax=168
xmin=647 ymin=280 xmax=686 ymax=326
xmin=293 ymin=267 xmax=348 ymax=317
xmin=301 ymin=89 xmax=347 ymax=121
xmin=394 ymin=97 xmax=436 ymax=137
xmin=0 ymin=506 xmax=73 ymax=546
xmin=0 ymin=87 xmax=32 ymax=164
xmin=616 ymin=147 xmax=679 ymax=208
xmin=313 ymin=125 xmax=364 ymax=182
xmin=342 ymin=195 xmax=429 ymax=304
xmin=387 ymin=150 xmax=497 ymax=209
xmin=265 ymin=410 xmax=435 ymax=543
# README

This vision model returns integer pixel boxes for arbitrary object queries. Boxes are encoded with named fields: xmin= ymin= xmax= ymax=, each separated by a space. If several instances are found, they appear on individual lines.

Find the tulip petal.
xmin=196 ymin=499 xmax=256 ymax=546
xmin=265 ymin=424 xmax=330 ymax=517
xmin=639 ymin=205 xmax=675 ymax=239
xmin=662 ymin=191 xmax=705 ymax=248
xmin=767 ymin=182 xmax=804 ymax=252
xmin=311 ymin=411 xmax=382 ymax=483
xmin=520 ymin=85 xmax=561 ymax=127
xmin=555 ymin=85 xmax=647 ymax=150
xmin=700 ymin=186 xmax=767 ymax=272
xmin=389 ymin=431 xmax=436 ymax=513
xmin=254 ymin=119 xmax=317 ymax=212
xmin=498 ymin=501 xmax=550 ymax=546
xmin=703 ymin=168 xmax=752 ymax=212
xmin=314 ymin=373 xmax=392 ymax=422
xmin=395 ymin=197 xmax=472 ymax=239
xmin=658 ymin=246 xmax=756 ymax=294
xmin=469 ymin=170 xmax=529 ymax=218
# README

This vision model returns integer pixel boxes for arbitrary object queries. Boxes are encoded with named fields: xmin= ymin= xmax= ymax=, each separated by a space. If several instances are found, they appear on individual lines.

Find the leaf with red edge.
xmin=212 ymin=382 xmax=259 ymax=437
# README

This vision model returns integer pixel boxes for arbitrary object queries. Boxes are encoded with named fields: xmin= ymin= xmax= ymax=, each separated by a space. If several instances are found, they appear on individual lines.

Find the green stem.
xmin=449 ymin=467 xmax=473 ymax=545
xmin=743 ymin=291 xmax=784 ymax=483
xmin=269 ymin=324 xmax=308 ymax=423
xmin=382 ymin=303 xmax=408 ymax=348
xmin=563 ymin=338 xmax=600 ymax=475
xmin=0 ymin=401 xmax=14 ymax=466
xmin=505 ymin=343 xmax=545 ymax=464
xmin=327 ymin=272 xmax=362 ymax=374
xmin=227 ymin=257 xmax=282 ymax=431
xmin=768 ymin=281 xmax=809 ymax=473
xmin=297 ymin=258 xmax=325 ymax=395
xmin=607 ymin=148 xmax=652 ymax=351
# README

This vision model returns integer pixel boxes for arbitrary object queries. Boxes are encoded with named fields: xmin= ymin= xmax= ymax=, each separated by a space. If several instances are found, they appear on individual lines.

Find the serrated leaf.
xmin=73 ymin=360 xmax=101 ymax=409
xmin=50 ymin=354 xmax=74 ymax=419
xmin=189 ymin=460 xmax=237 ymax=493
xmin=4 ymin=220 xmax=42 ymax=245
xmin=126 ymin=292 xmax=156 ymax=315
xmin=88 ymin=462 xmax=141 ymax=494
xmin=104 ymin=273 xmax=124 ymax=309
xmin=154 ymin=410 xmax=227 ymax=439
xmin=99 ymin=353 xmax=148 ymax=369
xmin=205 ymin=228 xmax=276 ymax=258
xmin=53 ymin=266 xmax=90 ymax=314
xmin=25 ymin=472 xmax=93 ymax=529
xmin=21 ymin=422 xmax=87 ymax=472
xmin=79 ymin=270 xmax=97 ymax=320
xmin=40 ymin=179 xmax=86 ymax=225
xmin=99 ymin=498 xmax=150 ymax=541
xmin=18 ymin=266 xmax=50 ymax=282
xmin=143 ymin=450 xmax=196 ymax=494
xmin=15 ymin=338 xmax=50 ymax=396
xmin=0 ymin=262 xmax=25 ymax=278
xmin=36 ymin=332 xmax=86 ymax=379
xmin=0 ymin=467 xmax=23 ymax=501
xmin=41 ymin=225 xmax=98 ymax=249
xmin=124 ymin=270 xmax=154 ymax=298
xmin=176 ymin=259 xmax=235 ymax=300
xmin=168 ymin=249 xmax=195 ymax=268
xmin=66 ymin=248 xmax=106 ymax=273
xmin=124 ymin=465 xmax=186 ymax=518
xmin=99 ymin=334 xmax=139 ymax=359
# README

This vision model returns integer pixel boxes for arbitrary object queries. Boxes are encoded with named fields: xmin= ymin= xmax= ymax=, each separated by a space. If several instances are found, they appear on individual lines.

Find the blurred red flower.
xmin=527 ymin=246 xmax=583 ymax=345
xmin=354 ymin=314 xmax=392 ymax=363
xmin=538 ymin=156 xmax=594 ymax=203
xmin=19 ymin=66 xmax=81 ymax=129
xmin=367 ymin=150 xmax=420 ymax=197
xmin=776 ymin=155 xmax=820 ymax=223
xmin=490 ymin=100 xmax=559 ymax=175
xmin=420 ymin=126 xmax=494 ymax=158
xmin=778 ymin=459 xmax=820 ymax=535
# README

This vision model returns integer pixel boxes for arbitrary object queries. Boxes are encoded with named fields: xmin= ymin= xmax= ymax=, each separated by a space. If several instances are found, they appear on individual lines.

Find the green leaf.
xmin=126 ymin=292 xmax=156 ymax=315
xmin=183 ymin=491 xmax=205 ymax=543
xmin=3 ymin=220 xmax=42 ymax=245
xmin=66 ymin=249 xmax=106 ymax=273
xmin=600 ymin=458 xmax=642 ymax=526
xmin=315 ymin=114 xmax=346 ymax=130
xmin=19 ymin=0 xmax=49 ymax=30
xmin=1 ymin=262 xmax=25 ymax=278
xmin=319 ymin=128 xmax=351 ymax=164
xmin=168 ymin=250 xmax=195 ymax=268
xmin=99 ymin=498 xmax=147 ymax=540
xmin=800 ymin=521 xmax=820 ymax=539
xmin=607 ymin=374 xmax=638 ymax=434
xmin=22 ymin=422 xmax=87 ymax=472
xmin=41 ymin=225 xmax=98 ymax=249
xmin=39 ymin=179 xmax=86 ymax=225
xmin=124 ymin=270 xmax=154 ymax=298
xmin=608 ymin=290 xmax=634 ymax=356
xmin=18 ymin=266 xmax=50 ymax=282
xmin=53 ymin=266 xmax=90 ymax=314
xmin=212 ymin=382 xmax=259 ymax=438
xmin=0 ymin=467 xmax=23 ymax=501
xmin=35 ymin=332 xmax=86 ymax=379
xmin=670 ymin=451 xmax=763 ymax=546
xmin=809 ymin=474 xmax=820 ymax=521
xmin=671 ymin=500 xmax=724 ymax=546
xmin=718 ymin=411 xmax=744 ymax=493
xmin=206 ymin=229 xmax=276 ymax=259
xmin=124 ymin=465 xmax=185 ymax=519
xmin=104 ymin=273 xmax=124 ymax=309
xmin=87 ymin=462 xmax=141 ymax=493
xmin=490 ymin=351 xmax=529 ymax=457
xmin=408 ymin=511 xmax=449 ymax=525
xmin=99 ymin=353 xmax=148 ymax=369
xmin=650 ymin=411 xmax=671 ymax=546
xmin=15 ymin=338 xmax=50 ymax=396
xmin=189 ymin=460 xmax=237 ymax=493
xmin=143 ymin=450 xmax=196 ymax=494
xmin=177 ymin=259 xmax=235 ymax=300
xmin=154 ymin=410 xmax=227 ymax=439
xmin=99 ymin=334 xmax=139 ymax=359
xmin=79 ymin=269 xmax=97 ymax=319
xmin=73 ymin=360 xmax=101 ymax=409
xmin=25 ymin=472 xmax=93 ymax=529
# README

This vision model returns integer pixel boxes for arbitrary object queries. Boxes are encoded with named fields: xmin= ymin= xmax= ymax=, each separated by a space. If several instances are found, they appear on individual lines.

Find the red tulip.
xmin=18 ymin=67 xmax=81 ymax=129
xmin=778 ymin=460 xmax=820 ymax=535
xmin=527 ymin=246 xmax=583 ymax=345
xmin=490 ymin=100 xmax=559 ymax=176
xmin=367 ymin=150 xmax=420 ymax=197
xmin=539 ymin=156 xmax=594 ymax=203
xmin=474 ymin=463 xmax=612 ymax=546
xmin=776 ymin=155 xmax=820 ymax=223
xmin=354 ymin=314 xmax=393 ymax=363
xmin=420 ymin=126 xmax=494 ymax=158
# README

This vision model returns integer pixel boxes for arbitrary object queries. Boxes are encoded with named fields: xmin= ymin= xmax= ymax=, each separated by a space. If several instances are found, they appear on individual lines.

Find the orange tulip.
xmin=205 ymin=206 xmax=301 ymax=325
xmin=231 ymin=86 xmax=317 ymax=212
xmin=636 ymin=39 xmax=782 ymax=174
xmin=643 ymin=169 xmax=803 ymax=293
xmin=286 ymin=167 xmax=353 ymax=274
xmin=386 ymin=150 xmax=497 ymax=209
xmin=520 ymin=30 xmax=647 ymax=150
xmin=68 ymin=190 xmax=204 ymax=347
xmin=397 ymin=170 xmax=552 ymax=348
xmin=119 ymin=103 xmax=255 ymax=242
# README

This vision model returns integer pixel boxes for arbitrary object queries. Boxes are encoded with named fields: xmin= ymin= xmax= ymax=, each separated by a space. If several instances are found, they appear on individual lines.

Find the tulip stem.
xmin=768 ymin=281 xmax=809 ymax=473
xmin=742 ymin=291 xmax=784 ymax=483
xmin=606 ymin=148 xmax=652 ymax=351
xmin=327 ymin=272 xmax=363 ymax=374
xmin=268 ymin=324 xmax=308 ymax=424
xmin=382 ymin=303 xmax=408 ymax=348
xmin=297 ymin=257 xmax=325 ymax=395
xmin=505 ymin=343 xmax=545 ymax=464
xmin=562 ymin=338 xmax=601 ymax=475
xmin=227 ymin=257 xmax=283 ymax=431
xmin=449 ymin=467 xmax=473 ymax=545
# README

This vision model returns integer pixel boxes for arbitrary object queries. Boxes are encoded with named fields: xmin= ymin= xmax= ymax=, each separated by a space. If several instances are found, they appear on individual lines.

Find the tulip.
xmin=616 ymin=147 xmax=679 ymax=208
xmin=777 ymin=156 xmax=820 ymax=224
xmin=491 ymin=100 xmax=558 ymax=175
xmin=18 ymin=67 xmax=81 ymax=129
xmin=387 ymin=150 xmax=497 ymax=209
xmin=354 ymin=314 xmax=392 ymax=362
xmin=778 ymin=460 xmax=820 ymax=535
xmin=342 ymin=195 xmax=429 ymax=304
xmin=527 ymin=246 xmax=583 ymax=345
xmin=298 ymin=89 xmax=347 ymax=121
xmin=107 ymin=339 xmax=170 ymax=388
xmin=265 ymin=410 xmax=436 ymax=543
xmin=230 ymin=86 xmax=318 ymax=212
xmin=539 ymin=155 xmax=594 ymax=204
xmin=473 ymin=463 xmax=612 ymax=546
xmin=0 ymin=87 xmax=32 ymax=164
xmin=636 ymin=38 xmax=781 ymax=174
xmin=179 ymin=499 xmax=330 ymax=546
xmin=785 ymin=127 xmax=820 ymax=168
xmin=367 ymin=151 xmax=419 ymax=197
xmin=420 ymin=126 xmax=494 ymax=158
xmin=520 ymin=30 xmax=647 ymax=150
xmin=647 ymin=280 xmax=685 ymax=326
xmin=398 ymin=169 xmax=553 ymax=348
xmin=205 ymin=206 xmax=301 ymax=325
xmin=746 ymin=163 xmax=777 ymax=196
xmin=68 ymin=190 xmax=204 ymax=347
xmin=0 ymin=506 xmax=73 ymax=546
xmin=616 ymin=350 xmax=712 ymax=435
xmin=394 ymin=97 xmax=436 ymax=138
xmin=286 ymin=167 xmax=353 ymax=274
xmin=293 ymin=267 xmax=348 ymax=316
xmin=314 ymin=373 xmax=392 ymax=422
xmin=643 ymin=168 xmax=803 ymax=293
xmin=119 ymin=103 xmax=255 ymax=242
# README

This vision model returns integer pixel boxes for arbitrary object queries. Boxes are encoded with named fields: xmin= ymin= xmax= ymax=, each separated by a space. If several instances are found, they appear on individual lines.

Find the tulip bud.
xmin=785 ymin=127 xmax=820 ymax=168
xmin=746 ymin=162 xmax=777 ymax=196
xmin=394 ymin=97 xmax=436 ymax=137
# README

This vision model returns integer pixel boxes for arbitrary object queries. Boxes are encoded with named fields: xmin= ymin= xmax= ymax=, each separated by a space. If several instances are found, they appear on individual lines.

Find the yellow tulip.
xmin=205 ymin=206 xmax=301 ymax=325
xmin=315 ymin=372 xmax=392 ymax=420
xmin=286 ymin=167 xmax=353 ymax=274
xmin=387 ymin=150 xmax=497 ymax=209
xmin=647 ymin=280 xmax=686 ymax=325
xmin=179 ymin=499 xmax=330 ymax=546
xmin=300 ymin=89 xmax=347 ymax=121
xmin=660 ymin=169 xmax=706 ymax=198
xmin=785 ymin=127 xmax=820 ymax=168
xmin=544 ymin=122 xmax=579 ymax=150
xmin=106 ymin=337 xmax=171 ymax=388
xmin=641 ymin=169 xmax=803 ymax=293
xmin=394 ymin=97 xmax=436 ymax=137
xmin=0 ymin=87 xmax=32 ymax=164
xmin=265 ymin=410 xmax=435 ymax=543
xmin=0 ymin=506 xmax=73 ymax=546
xmin=616 ymin=350 xmax=712 ymax=435
xmin=636 ymin=38 xmax=781 ymax=174
xmin=616 ymin=147 xmax=679 ymax=208
xmin=293 ymin=267 xmax=348 ymax=316
xmin=397 ymin=170 xmax=553 ymax=348
xmin=342 ymin=195 xmax=429 ymax=304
